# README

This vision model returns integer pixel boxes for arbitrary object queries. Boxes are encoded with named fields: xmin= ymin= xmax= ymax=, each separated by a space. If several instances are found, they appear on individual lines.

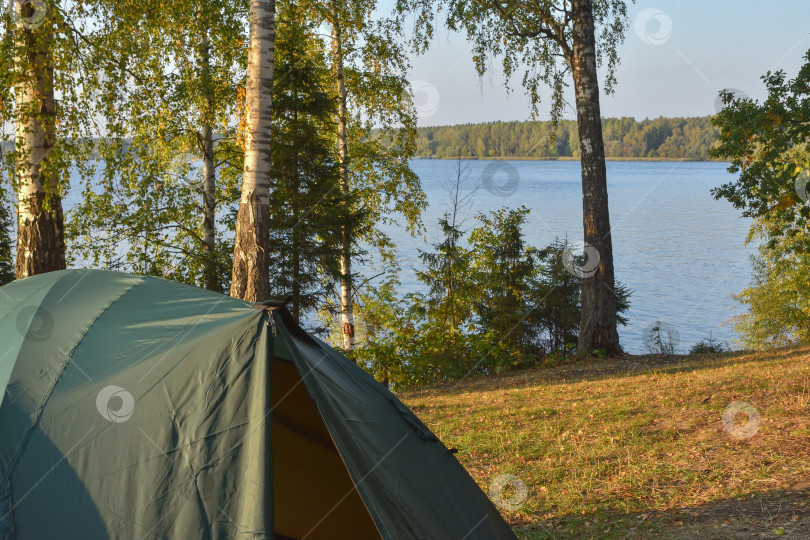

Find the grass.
xmin=399 ymin=346 xmax=810 ymax=538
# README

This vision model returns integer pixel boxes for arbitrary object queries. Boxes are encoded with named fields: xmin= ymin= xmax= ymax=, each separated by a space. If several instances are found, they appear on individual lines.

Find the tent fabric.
xmin=0 ymin=269 xmax=516 ymax=539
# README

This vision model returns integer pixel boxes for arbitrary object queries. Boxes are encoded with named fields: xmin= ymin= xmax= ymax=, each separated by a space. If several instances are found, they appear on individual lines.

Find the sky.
xmin=379 ymin=0 xmax=810 ymax=126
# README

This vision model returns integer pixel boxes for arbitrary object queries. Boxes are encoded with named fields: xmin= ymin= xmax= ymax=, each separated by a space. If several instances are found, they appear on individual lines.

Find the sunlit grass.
xmin=400 ymin=346 xmax=810 ymax=538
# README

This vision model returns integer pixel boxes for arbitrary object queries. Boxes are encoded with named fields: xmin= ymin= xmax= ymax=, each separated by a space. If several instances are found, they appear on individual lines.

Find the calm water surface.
xmin=64 ymin=159 xmax=754 ymax=355
xmin=379 ymin=160 xmax=755 ymax=354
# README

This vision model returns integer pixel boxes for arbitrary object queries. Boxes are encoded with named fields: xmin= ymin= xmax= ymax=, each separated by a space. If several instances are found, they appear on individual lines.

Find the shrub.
xmin=689 ymin=332 xmax=729 ymax=354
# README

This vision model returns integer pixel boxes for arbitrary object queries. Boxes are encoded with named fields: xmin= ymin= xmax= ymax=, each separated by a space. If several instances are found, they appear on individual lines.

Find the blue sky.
xmin=380 ymin=0 xmax=810 ymax=125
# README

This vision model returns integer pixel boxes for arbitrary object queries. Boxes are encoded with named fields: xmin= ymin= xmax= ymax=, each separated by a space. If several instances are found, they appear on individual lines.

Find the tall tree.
xmin=414 ymin=162 xmax=477 ymax=361
xmin=314 ymin=0 xmax=425 ymax=351
xmin=11 ymin=0 xmax=65 ymax=278
xmin=231 ymin=0 xmax=276 ymax=302
xmin=399 ymin=0 xmax=629 ymax=355
xmin=67 ymin=0 xmax=246 ymax=290
xmin=268 ymin=0 xmax=342 ymax=320
xmin=711 ymin=49 xmax=810 ymax=347
xmin=327 ymin=0 xmax=356 ymax=350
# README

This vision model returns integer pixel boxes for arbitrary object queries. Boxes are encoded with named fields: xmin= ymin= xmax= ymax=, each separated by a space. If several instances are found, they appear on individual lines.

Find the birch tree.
xmin=1 ymin=0 xmax=105 ymax=279
xmin=9 ymin=0 xmax=64 ymax=277
xmin=231 ymin=0 xmax=275 ymax=302
xmin=314 ymin=0 xmax=425 ymax=352
xmin=67 ymin=0 xmax=246 ymax=290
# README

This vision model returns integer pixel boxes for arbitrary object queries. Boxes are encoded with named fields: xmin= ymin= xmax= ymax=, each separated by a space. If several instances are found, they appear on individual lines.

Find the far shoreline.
xmin=413 ymin=155 xmax=729 ymax=162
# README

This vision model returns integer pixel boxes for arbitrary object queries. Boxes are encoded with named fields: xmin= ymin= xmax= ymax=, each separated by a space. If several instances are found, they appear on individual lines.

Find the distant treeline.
xmin=415 ymin=116 xmax=720 ymax=160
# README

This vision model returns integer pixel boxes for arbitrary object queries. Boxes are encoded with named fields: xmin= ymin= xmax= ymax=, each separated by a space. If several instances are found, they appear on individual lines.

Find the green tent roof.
xmin=0 ymin=269 xmax=515 ymax=539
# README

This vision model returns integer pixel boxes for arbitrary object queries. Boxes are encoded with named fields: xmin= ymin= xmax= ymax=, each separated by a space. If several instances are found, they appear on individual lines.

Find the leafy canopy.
xmin=398 ymin=0 xmax=629 ymax=121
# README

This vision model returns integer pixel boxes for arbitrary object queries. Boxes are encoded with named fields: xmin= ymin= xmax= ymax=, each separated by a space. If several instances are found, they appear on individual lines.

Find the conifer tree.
xmin=268 ymin=0 xmax=343 ymax=320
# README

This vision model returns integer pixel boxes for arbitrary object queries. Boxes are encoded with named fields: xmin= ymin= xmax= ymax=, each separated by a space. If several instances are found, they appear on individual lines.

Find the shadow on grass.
xmin=516 ymin=486 xmax=810 ymax=539
xmin=402 ymin=344 xmax=810 ymax=399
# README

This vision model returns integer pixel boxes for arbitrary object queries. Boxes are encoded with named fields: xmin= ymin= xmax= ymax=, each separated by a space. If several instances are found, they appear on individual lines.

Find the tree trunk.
xmin=330 ymin=4 xmax=355 ymax=353
xmin=14 ymin=4 xmax=65 ymax=279
xmin=200 ymin=31 xmax=219 ymax=292
xmin=290 ymin=138 xmax=301 ymax=319
xmin=231 ymin=0 xmax=275 ymax=302
xmin=570 ymin=0 xmax=621 ymax=356
xmin=291 ymin=228 xmax=301 ymax=319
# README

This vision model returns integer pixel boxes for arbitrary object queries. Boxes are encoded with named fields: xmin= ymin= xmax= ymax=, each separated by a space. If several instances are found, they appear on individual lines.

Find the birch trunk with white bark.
xmin=200 ymin=31 xmax=219 ymax=292
xmin=14 ymin=3 xmax=65 ymax=278
xmin=231 ymin=0 xmax=275 ymax=302
xmin=330 ymin=4 xmax=356 ymax=353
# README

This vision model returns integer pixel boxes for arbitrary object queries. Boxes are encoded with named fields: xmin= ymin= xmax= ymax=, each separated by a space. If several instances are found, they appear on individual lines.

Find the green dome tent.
xmin=0 ymin=270 xmax=516 ymax=539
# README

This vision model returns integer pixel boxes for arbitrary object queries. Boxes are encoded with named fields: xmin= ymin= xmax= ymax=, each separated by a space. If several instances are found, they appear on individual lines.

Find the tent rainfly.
xmin=0 ymin=269 xmax=516 ymax=539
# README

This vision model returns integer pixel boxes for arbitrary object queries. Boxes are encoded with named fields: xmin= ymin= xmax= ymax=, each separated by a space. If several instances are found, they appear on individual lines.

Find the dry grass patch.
xmin=400 ymin=346 xmax=810 ymax=537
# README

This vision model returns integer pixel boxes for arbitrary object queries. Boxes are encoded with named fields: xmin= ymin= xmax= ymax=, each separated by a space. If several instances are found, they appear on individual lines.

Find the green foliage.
xmin=66 ymin=0 xmax=246 ymax=290
xmin=413 ymin=117 xmax=719 ymax=160
xmin=312 ymin=0 xmax=426 ymax=260
xmin=711 ymin=49 xmax=810 ymax=252
xmin=469 ymin=206 xmax=538 ymax=357
xmin=688 ymin=332 xmax=729 ymax=354
xmin=527 ymin=238 xmax=585 ymax=352
xmin=352 ymin=204 xmax=632 ymax=390
xmin=732 ymin=227 xmax=810 ymax=349
xmin=268 ymin=1 xmax=343 ymax=319
xmin=0 ymin=186 xmax=14 ymax=285
xmin=711 ymin=48 xmax=810 ymax=349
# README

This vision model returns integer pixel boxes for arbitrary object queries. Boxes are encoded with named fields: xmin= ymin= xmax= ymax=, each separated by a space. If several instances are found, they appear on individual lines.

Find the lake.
xmin=378 ymin=159 xmax=755 ymax=355
xmin=64 ymin=159 xmax=754 ymax=355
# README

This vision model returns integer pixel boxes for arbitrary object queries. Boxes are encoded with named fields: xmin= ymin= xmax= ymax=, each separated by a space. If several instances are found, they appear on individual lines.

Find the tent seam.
xmin=0 ymin=277 xmax=146 ymax=491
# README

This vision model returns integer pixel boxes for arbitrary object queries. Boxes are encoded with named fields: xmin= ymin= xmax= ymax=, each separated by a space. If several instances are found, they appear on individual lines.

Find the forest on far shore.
xmin=414 ymin=116 xmax=719 ymax=160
